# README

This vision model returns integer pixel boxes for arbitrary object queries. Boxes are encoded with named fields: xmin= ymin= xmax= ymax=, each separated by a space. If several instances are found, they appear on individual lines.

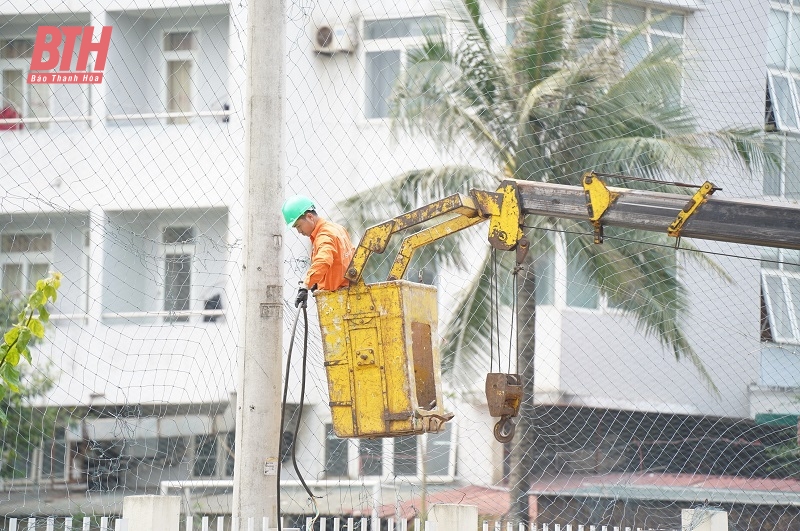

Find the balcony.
xmin=101 ymin=207 xmax=231 ymax=326
xmin=0 ymin=6 xmax=234 ymax=132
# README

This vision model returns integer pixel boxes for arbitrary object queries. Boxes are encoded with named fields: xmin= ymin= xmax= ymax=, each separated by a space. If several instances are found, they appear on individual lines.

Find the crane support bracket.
xmin=471 ymin=181 xmax=524 ymax=251
xmin=582 ymin=172 xmax=620 ymax=244
xmin=667 ymin=181 xmax=717 ymax=238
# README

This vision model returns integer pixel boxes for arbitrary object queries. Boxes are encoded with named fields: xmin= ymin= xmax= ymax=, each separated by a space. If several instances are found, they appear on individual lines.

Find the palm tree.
xmin=341 ymin=0 xmax=765 ymax=526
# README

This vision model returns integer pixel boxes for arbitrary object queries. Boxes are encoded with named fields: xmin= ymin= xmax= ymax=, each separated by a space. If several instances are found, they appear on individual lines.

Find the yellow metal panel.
xmin=316 ymin=280 xmax=450 ymax=438
xmin=471 ymin=182 xmax=523 ymax=250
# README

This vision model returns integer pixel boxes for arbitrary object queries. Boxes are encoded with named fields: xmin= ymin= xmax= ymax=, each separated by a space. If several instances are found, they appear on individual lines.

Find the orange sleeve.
xmin=305 ymin=235 xmax=335 ymax=288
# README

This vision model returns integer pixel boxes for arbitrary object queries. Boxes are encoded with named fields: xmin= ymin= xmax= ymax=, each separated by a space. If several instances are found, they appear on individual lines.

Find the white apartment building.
xmin=0 ymin=0 xmax=799 ymax=526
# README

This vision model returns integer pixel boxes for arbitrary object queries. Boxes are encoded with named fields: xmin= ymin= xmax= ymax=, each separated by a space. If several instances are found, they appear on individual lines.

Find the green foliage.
xmin=766 ymin=441 xmax=800 ymax=478
xmin=0 ymin=272 xmax=62 ymax=426
xmin=0 ymin=364 xmax=58 ymax=479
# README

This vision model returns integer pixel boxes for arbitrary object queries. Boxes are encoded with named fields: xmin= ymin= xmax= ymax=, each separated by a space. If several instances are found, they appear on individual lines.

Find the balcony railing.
xmin=0 ymin=109 xmax=233 ymax=128
xmin=42 ymin=310 xmax=225 ymax=326
xmin=100 ymin=309 xmax=225 ymax=320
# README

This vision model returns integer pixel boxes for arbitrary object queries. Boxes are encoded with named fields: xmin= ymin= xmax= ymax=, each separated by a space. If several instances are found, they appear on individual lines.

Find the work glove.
xmin=295 ymin=286 xmax=308 ymax=308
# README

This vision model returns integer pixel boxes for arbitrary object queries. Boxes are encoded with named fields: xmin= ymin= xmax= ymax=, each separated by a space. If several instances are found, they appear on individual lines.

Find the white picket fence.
xmin=0 ymin=518 xmax=673 ymax=531
xmin=7 ymin=517 xmax=126 ymax=531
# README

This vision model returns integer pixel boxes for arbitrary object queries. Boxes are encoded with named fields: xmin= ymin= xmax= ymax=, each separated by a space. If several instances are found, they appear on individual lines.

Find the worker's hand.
xmin=295 ymin=286 xmax=309 ymax=308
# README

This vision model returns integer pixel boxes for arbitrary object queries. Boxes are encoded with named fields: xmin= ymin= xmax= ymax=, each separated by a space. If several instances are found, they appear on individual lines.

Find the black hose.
xmin=277 ymin=306 xmax=319 ymax=531
xmin=292 ymin=307 xmax=321 ymax=502
xmin=276 ymin=308 xmax=301 ymax=531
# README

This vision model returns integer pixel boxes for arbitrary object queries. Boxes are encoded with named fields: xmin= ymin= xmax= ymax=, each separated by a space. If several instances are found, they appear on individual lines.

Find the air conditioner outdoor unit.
xmin=314 ymin=24 xmax=356 ymax=55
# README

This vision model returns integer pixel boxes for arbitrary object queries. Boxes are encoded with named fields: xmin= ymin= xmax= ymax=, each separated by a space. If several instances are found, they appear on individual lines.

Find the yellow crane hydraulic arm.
xmin=344 ymin=181 xmax=526 ymax=285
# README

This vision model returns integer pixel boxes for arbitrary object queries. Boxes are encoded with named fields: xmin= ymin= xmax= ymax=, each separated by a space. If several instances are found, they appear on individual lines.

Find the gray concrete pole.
xmin=232 ymin=0 xmax=285 ymax=521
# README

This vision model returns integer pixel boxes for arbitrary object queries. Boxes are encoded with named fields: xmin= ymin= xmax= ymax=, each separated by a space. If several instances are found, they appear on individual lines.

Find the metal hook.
xmin=493 ymin=415 xmax=516 ymax=443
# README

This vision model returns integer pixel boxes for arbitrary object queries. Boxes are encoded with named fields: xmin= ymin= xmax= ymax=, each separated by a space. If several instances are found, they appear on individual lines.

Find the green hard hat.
xmin=282 ymin=195 xmax=315 ymax=226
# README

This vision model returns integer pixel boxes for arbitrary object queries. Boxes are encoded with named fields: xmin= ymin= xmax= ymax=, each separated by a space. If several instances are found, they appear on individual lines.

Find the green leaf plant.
xmin=0 ymin=272 xmax=61 ymax=426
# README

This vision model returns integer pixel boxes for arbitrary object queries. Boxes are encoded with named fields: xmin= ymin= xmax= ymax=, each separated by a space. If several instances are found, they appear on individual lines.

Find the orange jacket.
xmin=305 ymin=218 xmax=355 ymax=291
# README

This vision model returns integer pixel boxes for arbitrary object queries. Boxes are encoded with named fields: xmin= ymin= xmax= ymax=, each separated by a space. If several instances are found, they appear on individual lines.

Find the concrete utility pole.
xmin=232 ymin=0 xmax=285 ymax=522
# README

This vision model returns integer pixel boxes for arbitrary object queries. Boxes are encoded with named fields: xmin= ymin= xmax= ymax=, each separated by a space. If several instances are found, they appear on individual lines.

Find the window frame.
xmin=5 ymin=426 xmax=72 ymax=486
xmin=505 ymin=1 xmax=688 ymax=60
xmin=606 ymin=2 xmax=687 ymax=73
xmin=324 ymin=423 xmax=350 ymax=478
xmin=334 ymin=422 xmax=457 ymax=481
xmin=162 ymin=29 xmax=199 ymax=125
xmin=765 ymin=1 xmax=800 ymax=199
xmin=0 ymin=231 xmax=53 ymax=300
xmin=190 ymin=431 xmax=234 ymax=479
xmin=161 ymin=225 xmax=195 ymax=322
xmin=762 ymin=249 xmax=800 ymax=345
xmin=0 ymin=46 xmax=51 ymax=130
xmin=360 ymin=15 xmax=448 ymax=122
xmin=767 ymin=71 xmax=800 ymax=132
xmin=763 ymin=132 xmax=800 ymax=198
xmin=766 ymin=1 xmax=800 ymax=134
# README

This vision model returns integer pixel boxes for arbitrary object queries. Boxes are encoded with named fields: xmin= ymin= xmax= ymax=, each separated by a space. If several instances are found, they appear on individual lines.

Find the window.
xmin=0 ymin=232 xmax=52 ymax=299
xmin=506 ymin=2 xmax=685 ymax=67
xmin=762 ymin=249 xmax=800 ymax=344
xmin=363 ymin=17 xmax=445 ymax=119
xmin=767 ymin=3 xmax=800 ymax=132
xmin=393 ymin=435 xmax=417 ymax=476
xmin=765 ymin=2 xmax=800 ymax=198
xmin=426 ymin=425 xmax=453 ymax=476
xmin=607 ymin=2 xmax=686 ymax=72
xmin=1 ymin=38 xmax=35 ymax=59
xmin=41 ymin=428 xmax=68 ymax=480
xmin=536 ymin=231 xmax=680 ymax=312
xmin=163 ymin=32 xmax=196 ymax=124
xmin=1 ymin=38 xmax=50 ymax=130
xmin=764 ymin=135 xmax=800 ymax=198
xmin=86 ymin=439 xmax=126 ymax=491
xmin=163 ymin=227 xmax=194 ymax=322
xmin=192 ymin=432 xmax=233 ymax=478
xmin=566 ymin=234 xmax=599 ymax=309
xmin=505 ymin=0 xmax=524 ymax=45
xmin=193 ymin=434 xmax=217 ymax=477
xmin=356 ymin=423 xmax=456 ymax=478
xmin=359 ymin=437 xmax=383 ymax=476
xmin=324 ymin=424 xmax=349 ymax=477
xmin=4 ymin=443 xmax=35 ymax=480
xmin=124 ymin=436 xmax=188 ymax=466
xmin=222 ymin=431 xmax=235 ymax=477
xmin=4 ymin=426 xmax=78 ymax=485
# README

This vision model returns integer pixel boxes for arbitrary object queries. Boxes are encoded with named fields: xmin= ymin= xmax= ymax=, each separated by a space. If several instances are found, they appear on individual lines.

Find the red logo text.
xmin=28 ymin=26 xmax=112 ymax=84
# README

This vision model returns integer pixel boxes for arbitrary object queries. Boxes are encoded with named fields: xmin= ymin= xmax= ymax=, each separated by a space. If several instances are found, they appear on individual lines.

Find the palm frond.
xmin=441 ymin=251 xmax=493 ymax=374
xmin=441 ymin=247 xmax=521 ymax=376
xmin=680 ymin=128 xmax=775 ymax=174
xmin=513 ymin=0 xmax=571 ymax=93
xmin=393 ymin=0 xmax=517 ymax=161
xmin=338 ymin=165 xmax=497 ymax=233
xmin=564 ymin=222 xmax=719 ymax=391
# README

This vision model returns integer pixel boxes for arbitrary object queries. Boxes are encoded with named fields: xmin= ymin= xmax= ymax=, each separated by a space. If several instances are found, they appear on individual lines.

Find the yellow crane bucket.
xmin=315 ymin=280 xmax=452 ymax=438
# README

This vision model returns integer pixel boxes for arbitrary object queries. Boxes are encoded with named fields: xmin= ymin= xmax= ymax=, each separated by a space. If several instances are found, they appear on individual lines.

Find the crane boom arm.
xmin=346 ymin=173 xmax=800 ymax=284
xmin=516 ymin=177 xmax=800 ymax=250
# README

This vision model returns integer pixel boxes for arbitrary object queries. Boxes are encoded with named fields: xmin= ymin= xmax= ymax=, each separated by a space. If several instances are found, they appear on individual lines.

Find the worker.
xmin=282 ymin=195 xmax=355 ymax=308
